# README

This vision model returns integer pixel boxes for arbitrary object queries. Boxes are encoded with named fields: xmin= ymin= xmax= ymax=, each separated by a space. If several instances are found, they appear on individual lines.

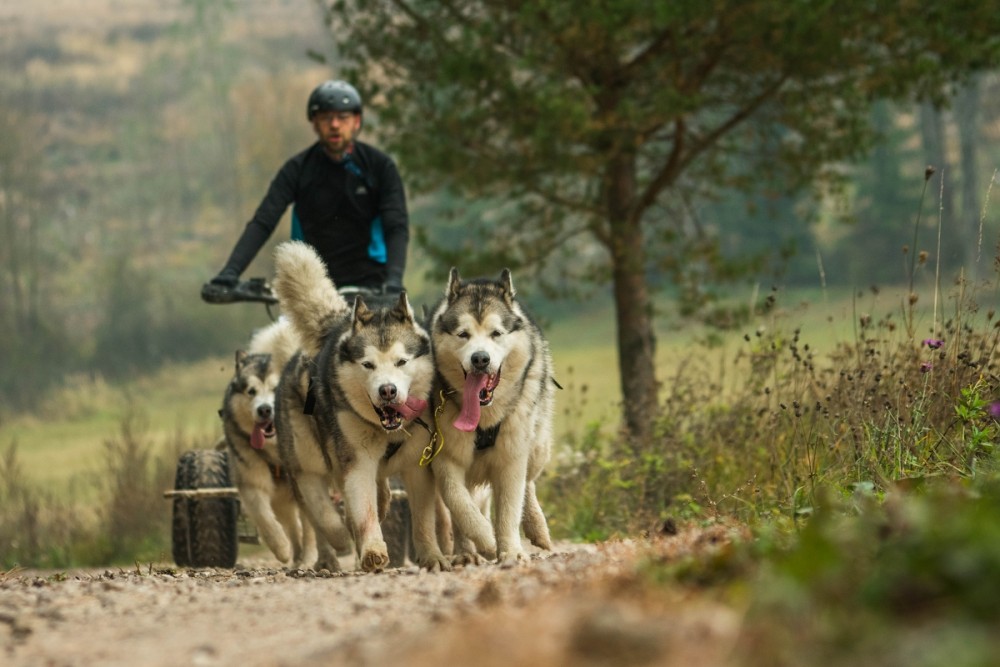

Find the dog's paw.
xmin=527 ymin=534 xmax=552 ymax=551
xmin=360 ymin=545 xmax=390 ymax=573
xmin=451 ymin=550 xmax=487 ymax=567
xmin=497 ymin=549 xmax=528 ymax=567
xmin=415 ymin=550 xmax=452 ymax=573
xmin=271 ymin=541 xmax=293 ymax=564
xmin=312 ymin=555 xmax=341 ymax=573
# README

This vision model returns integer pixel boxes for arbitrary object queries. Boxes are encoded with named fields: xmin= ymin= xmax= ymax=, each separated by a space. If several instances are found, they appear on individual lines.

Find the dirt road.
xmin=1 ymin=529 xmax=744 ymax=667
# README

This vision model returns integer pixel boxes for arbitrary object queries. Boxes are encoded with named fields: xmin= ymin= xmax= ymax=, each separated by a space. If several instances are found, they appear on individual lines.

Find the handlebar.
xmin=201 ymin=279 xmax=394 ymax=308
xmin=200 ymin=278 xmax=278 ymax=305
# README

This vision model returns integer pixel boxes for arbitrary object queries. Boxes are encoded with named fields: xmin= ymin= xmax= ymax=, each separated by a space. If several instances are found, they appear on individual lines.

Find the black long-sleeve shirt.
xmin=220 ymin=140 xmax=409 ymax=289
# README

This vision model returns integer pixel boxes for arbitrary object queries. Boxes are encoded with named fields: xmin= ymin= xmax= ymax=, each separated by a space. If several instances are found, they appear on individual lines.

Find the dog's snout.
xmin=257 ymin=404 xmax=273 ymax=420
xmin=471 ymin=351 xmax=490 ymax=371
xmin=379 ymin=383 xmax=398 ymax=401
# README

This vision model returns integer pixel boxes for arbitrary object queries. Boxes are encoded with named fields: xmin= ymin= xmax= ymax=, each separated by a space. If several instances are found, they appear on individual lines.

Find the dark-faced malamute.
xmin=272 ymin=241 xmax=450 ymax=573
xmin=429 ymin=268 xmax=554 ymax=564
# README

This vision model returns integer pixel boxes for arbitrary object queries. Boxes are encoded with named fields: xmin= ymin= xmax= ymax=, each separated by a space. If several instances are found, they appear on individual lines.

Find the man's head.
xmin=308 ymin=80 xmax=363 ymax=158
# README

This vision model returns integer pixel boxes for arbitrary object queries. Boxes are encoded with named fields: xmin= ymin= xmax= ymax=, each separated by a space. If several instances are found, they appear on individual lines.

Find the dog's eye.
xmin=491 ymin=330 xmax=503 ymax=338
xmin=362 ymin=361 xmax=375 ymax=370
xmin=247 ymin=388 xmax=257 ymax=397
xmin=396 ymin=359 xmax=408 ymax=367
xmin=457 ymin=331 xmax=470 ymax=339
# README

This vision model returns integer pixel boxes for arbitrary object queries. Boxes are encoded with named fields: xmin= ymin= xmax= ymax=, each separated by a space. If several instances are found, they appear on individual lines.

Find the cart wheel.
xmin=171 ymin=449 xmax=239 ymax=568
xmin=383 ymin=485 xmax=412 ymax=568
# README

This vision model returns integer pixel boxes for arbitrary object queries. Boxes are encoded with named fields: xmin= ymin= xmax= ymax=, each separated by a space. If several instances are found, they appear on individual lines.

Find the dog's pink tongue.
xmin=396 ymin=395 xmax=428 ymax=421
xmin=454 ymin=373 xmax=488 ymax=432
xmin=250 ymin=424 xmax=266 ymax=450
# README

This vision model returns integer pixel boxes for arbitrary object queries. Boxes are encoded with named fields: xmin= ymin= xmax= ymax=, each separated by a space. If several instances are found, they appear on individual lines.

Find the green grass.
xmin=2 ymin=358 xmax=228 ymax=494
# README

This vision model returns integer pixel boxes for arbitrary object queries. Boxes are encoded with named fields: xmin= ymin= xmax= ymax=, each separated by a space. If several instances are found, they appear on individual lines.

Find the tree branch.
xmin=632 ymin=75 xmax=788 ymax=223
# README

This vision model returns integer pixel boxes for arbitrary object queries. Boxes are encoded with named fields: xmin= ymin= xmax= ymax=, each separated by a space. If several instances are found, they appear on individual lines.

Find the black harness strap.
xmin=383 ymin=440 xmax=403 ymax=461
xmin=303 ymin=376 xmax=316 ymax=415
xmin=475 ymin=422 xmax=502 ymax=451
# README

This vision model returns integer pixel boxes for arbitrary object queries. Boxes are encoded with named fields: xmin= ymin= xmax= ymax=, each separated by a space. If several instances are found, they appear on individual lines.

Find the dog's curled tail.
xmin=272 ymin=241 xmax=349 ymax=357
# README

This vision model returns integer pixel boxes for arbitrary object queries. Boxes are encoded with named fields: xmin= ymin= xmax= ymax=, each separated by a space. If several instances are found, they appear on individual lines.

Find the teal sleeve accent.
xmin=368 ymin=216 xmax=386 ymax=264
xmin=291 ymin=207 xmax=303 ymax=241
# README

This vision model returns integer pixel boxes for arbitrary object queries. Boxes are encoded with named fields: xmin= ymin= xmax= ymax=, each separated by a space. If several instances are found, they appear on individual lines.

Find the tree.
xmin=954 ymin=77 xmax=983 ymax=278
xmin=322 ymin=0 xmax=1000 ymax=442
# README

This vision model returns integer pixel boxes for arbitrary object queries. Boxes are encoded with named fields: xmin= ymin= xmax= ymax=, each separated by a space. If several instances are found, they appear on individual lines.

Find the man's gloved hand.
xmin=210 ymin=272 xmax=239 ymax=288
xmin=201 ymin=271 xmax=240 ymax=303
xmin=382 ymin=283 xmax=404 ymax=296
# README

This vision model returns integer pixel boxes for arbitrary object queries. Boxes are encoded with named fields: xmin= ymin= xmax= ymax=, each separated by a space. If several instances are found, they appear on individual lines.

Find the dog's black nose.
xmin=257 ymin=404 xmax=273 ymax=420
xmin=471 ymin=351 xmax=490 ymax=371
xmin=379 ymin=383 xmax=398 ymax=401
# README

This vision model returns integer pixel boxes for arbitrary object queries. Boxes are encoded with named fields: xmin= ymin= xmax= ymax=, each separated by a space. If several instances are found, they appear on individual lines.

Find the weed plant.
xmin=544 ymin=277 xmax=1000 ymax=540
xmin=0 ymin=410 xmax=194 ymax=569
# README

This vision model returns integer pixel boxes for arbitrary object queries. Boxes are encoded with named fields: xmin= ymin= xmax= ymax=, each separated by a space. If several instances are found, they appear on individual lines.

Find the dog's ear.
xmin=352 ymin=295 xmax=372 ymax=333
xmin=499 ymin=268 xmax=515 ymax=303
xmin=235 ymin=349 xmax=247 ymax=368
xmin=446 ymin=267 xmax=462 ymax=303
xmin=390 ymin=290 xmax=415 ymax=324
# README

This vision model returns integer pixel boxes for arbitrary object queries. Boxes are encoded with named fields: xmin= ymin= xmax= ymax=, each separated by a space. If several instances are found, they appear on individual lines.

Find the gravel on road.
xmin=1 ymin=529 xmax=744 ymax=667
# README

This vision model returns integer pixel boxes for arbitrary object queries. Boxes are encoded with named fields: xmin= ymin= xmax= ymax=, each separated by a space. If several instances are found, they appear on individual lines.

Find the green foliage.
xmin=736 ymin=481 xmax=1000 ymax=667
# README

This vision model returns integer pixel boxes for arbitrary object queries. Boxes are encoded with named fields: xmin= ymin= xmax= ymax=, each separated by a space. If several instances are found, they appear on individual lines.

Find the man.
xmin=204 ymin=80 xmax=409 ymax=297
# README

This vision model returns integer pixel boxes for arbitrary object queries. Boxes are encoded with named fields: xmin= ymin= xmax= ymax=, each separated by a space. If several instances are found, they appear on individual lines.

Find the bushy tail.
xmin=272 ymin=241 xmax=349 ymax=357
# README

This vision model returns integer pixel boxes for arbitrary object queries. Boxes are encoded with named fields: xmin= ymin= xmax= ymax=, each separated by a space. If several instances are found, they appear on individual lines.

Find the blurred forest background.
xmin=1 ymin=0 xmax=999 ymax=415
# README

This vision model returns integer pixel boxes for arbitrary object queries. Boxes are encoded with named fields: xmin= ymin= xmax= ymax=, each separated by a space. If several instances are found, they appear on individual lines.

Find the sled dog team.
xmin=220 ymin=241 xmax=556 ymax=572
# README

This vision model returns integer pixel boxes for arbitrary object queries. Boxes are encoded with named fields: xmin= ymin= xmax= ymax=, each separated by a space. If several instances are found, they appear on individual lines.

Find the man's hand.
xmin=201 ymin=271 xmax=239 ymax=303
xmin=210 ymin=273 xmax=239 ymax=288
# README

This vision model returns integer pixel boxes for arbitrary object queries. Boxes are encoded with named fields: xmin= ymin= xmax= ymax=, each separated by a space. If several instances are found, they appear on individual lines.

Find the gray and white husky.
xmin=220 ymin=319 xmax=316 ymax=567
xmin=272 ymin=241 xmax=451 ymax=573
xmin=429 ymin=268 xmax=554 ymax=564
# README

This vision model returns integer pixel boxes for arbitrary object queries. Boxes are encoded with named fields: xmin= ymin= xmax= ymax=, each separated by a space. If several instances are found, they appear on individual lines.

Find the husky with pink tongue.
xmin=272 ymin=241 xmax=450 ymax=573
xmin=429 ymin=267 xmax=555 ymax=565
xmin=220 ymin=319 xmax=316 ymax=568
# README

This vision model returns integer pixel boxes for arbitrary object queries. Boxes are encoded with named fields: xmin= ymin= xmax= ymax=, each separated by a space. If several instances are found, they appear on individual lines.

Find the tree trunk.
xmin=918 ymin=101 xmax=954 ymax=240
xmin=606 ymin=153 xmax=658 ymax=445
xmin=955 ymin=77 xmax=981 ymax=279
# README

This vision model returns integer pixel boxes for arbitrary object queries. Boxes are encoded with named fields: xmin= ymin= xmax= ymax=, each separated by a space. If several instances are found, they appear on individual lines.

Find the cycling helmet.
xmin=307 ymin=80 xmax=363 ymax=120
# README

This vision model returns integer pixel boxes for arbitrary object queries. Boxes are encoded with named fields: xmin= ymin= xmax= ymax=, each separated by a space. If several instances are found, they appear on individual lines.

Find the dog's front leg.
xmin=399 ymin=464 xmax=451 ymax=572
xmin=521 ymin=479 xmax=552 ymax=550
xmin=293 ymin=507 xmax=318 ymax=568
xmin=296 ymin=472 xmax=350 ymax=571
xmin=493 ymin=457 xmax=529 ymax=564
xmin=435 ymin=459 xmax=497 ymax=560
xmin=240 ymin=485 xmax=293 ymax=564
xmin=342 ymin=458 xmax=390 ymax=572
